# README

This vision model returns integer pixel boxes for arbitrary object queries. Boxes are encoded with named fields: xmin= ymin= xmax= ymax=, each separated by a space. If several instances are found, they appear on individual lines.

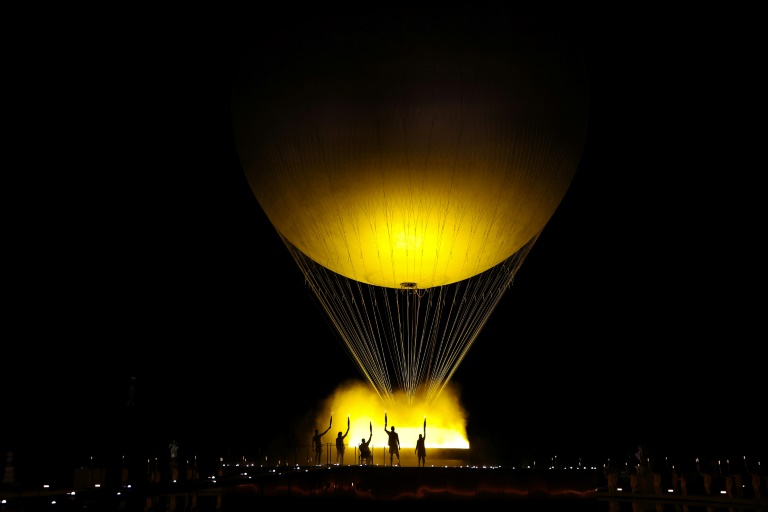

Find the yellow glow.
xmin=393 ymin=227 xmax=422 ymax=252
xmin=250 ymin=161 xmax=571 ymax=289
xmin=233 ymin=42 xmax=588 ymax=289
xmin=304 ymin=379 xmax=468 ymax=449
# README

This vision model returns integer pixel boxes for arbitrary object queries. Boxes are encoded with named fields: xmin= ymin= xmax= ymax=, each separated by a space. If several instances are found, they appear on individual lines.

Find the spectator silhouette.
xmin=669 ymin=464 xmax=680 ymax=494
xmin=718 ymin=460 xmax=733 ymax=497
xmin=384 ymin=426 xmax=400 ymax=466
xmin=648 ymin=458 xmax=662 ymax=495
xmin=415 ymin=417 xmax=426 ymax=467
xmin=696 ymin=458 xmax=712 ymax=495
xmin=745 ymin=456 xmax=762 ymax=499
xmin=733 ymin=465 xmax=744 ymax=498
xmin=335 ymin=416 xmax=350 ymax=465
xmin=359 ymin=421 xmax=373 ymax=465
xmin=415 ymin=434 xmax=426 ymax=467
xmin=312 ymin=416 xmax=332 ymax=466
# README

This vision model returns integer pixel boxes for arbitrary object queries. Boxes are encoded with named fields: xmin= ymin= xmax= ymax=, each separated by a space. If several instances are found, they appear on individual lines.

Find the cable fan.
xmin=282 ymin=232 xmax=538 ymax=405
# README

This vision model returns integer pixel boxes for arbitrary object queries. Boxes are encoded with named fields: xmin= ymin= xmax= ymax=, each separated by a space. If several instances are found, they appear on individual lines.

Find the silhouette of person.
xmin=648 ymin=458 xmax=662 ymax=495
xmin=696 ymin=458 xmax=712 ymax=495
xmin=359 ymin=421 xmax=373 ymax=465
xmin=415 ymin=417 xmax=426 ymax=467
xmin=669 ymin=464 xmax=680 ymax=494
xmin=733 ymin=467 xmax=744 ymax=498
xmin=415 ymin=434 xmax=426 ymax=467
xmin=605 ymin=466 xmax=618 ymax=494
xmin=384 ymin=426 xmax=400 ymax=466
xmin=335 ymin=416 xmax=350 ymax=465
xmin=718 ymin=460 xmax=733 ymax=497
xmin=745 ymin=456 xmax=762 ymax=499
xmin=312 ymin=416 xmax=332 ymax=466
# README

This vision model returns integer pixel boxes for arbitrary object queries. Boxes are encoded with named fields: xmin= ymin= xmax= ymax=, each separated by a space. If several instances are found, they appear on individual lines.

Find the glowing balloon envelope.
xmin=232 ymin=31 xmax=588 ymax=289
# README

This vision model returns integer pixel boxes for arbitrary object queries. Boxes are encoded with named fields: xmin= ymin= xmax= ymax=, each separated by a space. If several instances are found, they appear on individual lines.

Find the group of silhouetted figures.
xmin=311 ymin=415 xmax=427 ymax=467
xmin=604 ymin=446 xmax=764 ymax=500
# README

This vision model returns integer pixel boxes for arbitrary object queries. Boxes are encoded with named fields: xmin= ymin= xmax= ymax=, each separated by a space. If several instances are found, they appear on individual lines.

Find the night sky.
xmin=6 ymin=5 xmax=763 ymax=481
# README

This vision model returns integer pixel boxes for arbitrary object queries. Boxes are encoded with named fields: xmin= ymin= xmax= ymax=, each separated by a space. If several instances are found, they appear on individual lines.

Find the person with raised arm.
xmin=383 ymin=412 xmax=400 ymax=466
xmin=745 ymin=456 xmax=762 ymax=499
xmin=415 ymin=417 xmax=427 ymax=467
xmin=312 ymin=415 xmax=332 ymax=466
xmin=335 ymin=415 xmax=351 ymax=465
xmin=359 ymin=421 xmax=373 ymax=465
xmin=696 ymin=457 xmax=713 ymax=495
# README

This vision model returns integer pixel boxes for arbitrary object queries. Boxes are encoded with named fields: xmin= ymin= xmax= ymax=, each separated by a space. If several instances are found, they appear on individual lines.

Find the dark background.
xmin=5 ymin=4 xmax=763 ymax=485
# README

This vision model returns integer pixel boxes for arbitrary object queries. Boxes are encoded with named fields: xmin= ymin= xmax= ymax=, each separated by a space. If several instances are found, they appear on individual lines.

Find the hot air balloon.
xmin=231 ymin=16 xmax=588 ymax=405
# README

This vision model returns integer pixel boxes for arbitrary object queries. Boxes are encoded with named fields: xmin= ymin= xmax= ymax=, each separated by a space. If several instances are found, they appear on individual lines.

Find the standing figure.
xmin=648 ymin=458 xmax=663 ymax=495
xmin=733 ymin=469 xmax=744 ymax=498
xmin=745 ymin=457 xmax=762 ymax=499
xmin=335 ymin=416 xmax=351 ymax=465
xmin=696 ymin=458 xmax=712 ymax=495
xmin=312 ymin=416 xmax=332 ymax=466
xmin=718 ymin=460 xmax=733 ymax=497
xmin=415 ymin=417 xmax=427 ymax=467
xmin=383 ymin=413 xmax=400 ymax=466
xmin=359 ymin=422 xmax=373 ymax=465
xmin=669 ymin=465 xmax=680 ymax=494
